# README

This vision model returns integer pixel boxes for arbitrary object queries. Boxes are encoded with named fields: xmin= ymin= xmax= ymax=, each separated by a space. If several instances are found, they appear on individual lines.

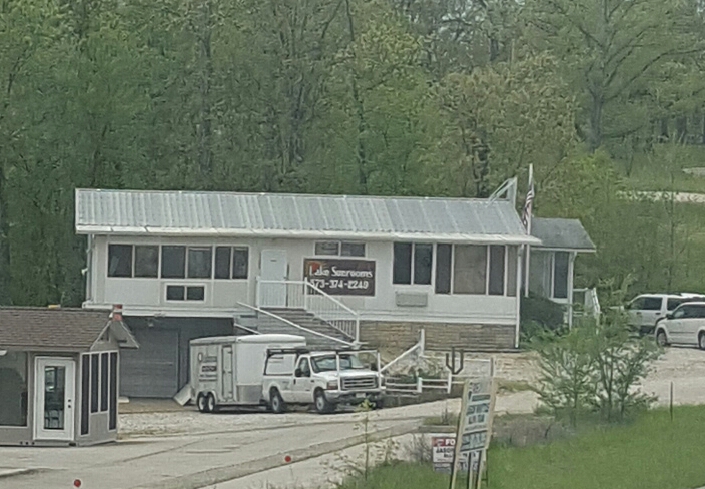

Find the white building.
xmin=75 ymin=188 xmax=593 ymax=398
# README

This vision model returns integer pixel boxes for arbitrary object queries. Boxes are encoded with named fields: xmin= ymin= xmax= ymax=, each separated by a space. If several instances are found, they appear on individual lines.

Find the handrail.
xmin=381 ymin=329 xmax=425 ymax=374
xmin=237 ymin=302 xmax=354 ymax=347
xmin=256 ymin=278 xmax=361 ymax=343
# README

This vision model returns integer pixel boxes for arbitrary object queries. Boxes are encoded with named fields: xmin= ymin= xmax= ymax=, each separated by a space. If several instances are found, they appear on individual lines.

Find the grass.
xmin=338 ymin=406 xmax=705 ymax=489
xmin=620 ymin=144 xmax=705 ymax=194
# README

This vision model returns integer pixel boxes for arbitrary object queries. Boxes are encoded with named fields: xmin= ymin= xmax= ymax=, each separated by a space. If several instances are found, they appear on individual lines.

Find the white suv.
xmin=626 ymin=293 xmax=705 ymax=335
xmin=655 ymin=302 xmax=705 ymax=349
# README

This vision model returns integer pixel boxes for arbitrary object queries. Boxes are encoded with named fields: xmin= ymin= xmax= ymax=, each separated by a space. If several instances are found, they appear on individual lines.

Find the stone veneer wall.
xmin=360 ymin=321 xmax=516 ymax=351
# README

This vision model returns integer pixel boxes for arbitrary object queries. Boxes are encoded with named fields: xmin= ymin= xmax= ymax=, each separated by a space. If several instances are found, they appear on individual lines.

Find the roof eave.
xmin=75 ymin=225 xmax=540 ymax=245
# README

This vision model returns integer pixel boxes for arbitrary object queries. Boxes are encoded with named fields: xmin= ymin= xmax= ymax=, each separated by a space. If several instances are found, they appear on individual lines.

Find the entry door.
xmin=260 ymin=250 xmax=288 ymax=307
xmin=35 ymin=357 xmax=76 ymax=442
xmin=222 ymin=346 xmax=234 ymax=401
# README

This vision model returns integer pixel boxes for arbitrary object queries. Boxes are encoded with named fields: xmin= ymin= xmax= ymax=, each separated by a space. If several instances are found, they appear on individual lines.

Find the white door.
xmin=222 ymin=346 xmax=234 ymax=401
xmin=293 ymin=358 xmax=313 ymax=403
xmin=34 ymin=357 xmax=76 ymax=442
xmin=260 ymin=250 xmax=288 ymax=307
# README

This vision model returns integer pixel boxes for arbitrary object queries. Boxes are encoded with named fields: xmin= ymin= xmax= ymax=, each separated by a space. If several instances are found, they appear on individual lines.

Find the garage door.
xmin=120 ymin=329 xmax=179 ymax=398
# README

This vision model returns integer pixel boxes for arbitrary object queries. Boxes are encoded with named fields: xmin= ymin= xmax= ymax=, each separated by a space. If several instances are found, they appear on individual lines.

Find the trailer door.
xmin=222 ymin=346 xmax=234 ymax=401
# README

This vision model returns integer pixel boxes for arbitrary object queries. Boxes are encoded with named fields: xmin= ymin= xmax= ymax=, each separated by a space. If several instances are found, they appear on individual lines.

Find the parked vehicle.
xmin=655 ymin=302 xmax=705 ymax=349
xmin=625 ymin=293 xmax=705 ymax=335
xmin=190 ymin=334 xmax=306 ymax=413
xmin=262 ymin=348 xmax=385 ymax=414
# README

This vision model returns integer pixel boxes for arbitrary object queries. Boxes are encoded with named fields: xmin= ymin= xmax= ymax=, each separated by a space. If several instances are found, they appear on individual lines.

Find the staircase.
xmin=236 ymin=306 xmax=355 ymax=350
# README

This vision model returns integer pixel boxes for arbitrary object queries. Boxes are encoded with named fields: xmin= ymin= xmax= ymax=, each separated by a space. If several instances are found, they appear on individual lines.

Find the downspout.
xmin=84 ymin=234 xmax=94 ymax=306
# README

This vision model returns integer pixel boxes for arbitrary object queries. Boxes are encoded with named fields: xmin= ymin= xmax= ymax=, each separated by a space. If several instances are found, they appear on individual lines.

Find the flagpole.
xmin=524 ymin=165 xmax=534 ymax=298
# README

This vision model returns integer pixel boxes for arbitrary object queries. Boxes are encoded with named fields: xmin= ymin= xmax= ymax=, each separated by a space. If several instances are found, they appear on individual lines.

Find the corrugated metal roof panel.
xmin=75 ymin=189 xmax=540 ymax=244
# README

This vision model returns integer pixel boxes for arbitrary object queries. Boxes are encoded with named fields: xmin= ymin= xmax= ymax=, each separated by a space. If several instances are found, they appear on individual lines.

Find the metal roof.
xmin=75 ymin=189 xmax=540 ymax=245
xmin=0 ymin=308 xmax=138 ymax=352
xmin=530 ymin=218 xmax=595 ymax=252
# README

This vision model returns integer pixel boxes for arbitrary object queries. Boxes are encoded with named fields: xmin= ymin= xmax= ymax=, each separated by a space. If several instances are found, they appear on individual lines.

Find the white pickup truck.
xmin=262 ymin=348 xmax=385 ymax=414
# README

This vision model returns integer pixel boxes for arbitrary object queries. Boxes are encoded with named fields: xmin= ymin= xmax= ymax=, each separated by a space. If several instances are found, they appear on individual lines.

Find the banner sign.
xmin=303 ymin=259 xmax=376 ymax=296
xmin=432 ymin=436 xmax=472 ymax=474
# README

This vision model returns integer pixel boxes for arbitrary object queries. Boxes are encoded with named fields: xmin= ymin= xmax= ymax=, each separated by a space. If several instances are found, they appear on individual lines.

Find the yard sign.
xmin=450 ymin=377 xmax=497 ymax=489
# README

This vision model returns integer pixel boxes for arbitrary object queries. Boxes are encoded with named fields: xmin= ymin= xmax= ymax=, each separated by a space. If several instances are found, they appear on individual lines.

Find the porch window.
xmin=435 ymin=244 xmax=452 ymax=294
xmin=0 ymin=351 xmax=28 ymax=427
xmin=108 ymin=245 xmax=132 ymax=278
xmin=506 ymin=246 xmax=518 ymax=297
xmin=488 ymin=246 xmax=506 ymax=296
xmin=393 ymin=242 xmax=432 ymax=285
xmin=453 ymin=245 xmax=487 ymax=294
xmin=553 ymin=252 xmax=570 ymax=299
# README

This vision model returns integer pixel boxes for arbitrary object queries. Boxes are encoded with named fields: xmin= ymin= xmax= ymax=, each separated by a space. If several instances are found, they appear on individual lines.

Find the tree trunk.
xmin=0 ymin=162 xmax=11 ymax=305
xmin=676 ymin=116 xmax=687 ymax=144
xmin=588 ymin=93 xmax=604 ymax=152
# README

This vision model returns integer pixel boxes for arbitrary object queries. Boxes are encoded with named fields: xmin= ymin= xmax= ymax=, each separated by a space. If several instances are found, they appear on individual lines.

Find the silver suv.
xmin=626 ymin=293 xmax=705 ymax=335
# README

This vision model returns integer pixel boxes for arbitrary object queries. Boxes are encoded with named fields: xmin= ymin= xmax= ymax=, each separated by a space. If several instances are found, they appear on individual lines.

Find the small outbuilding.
xmin=0 ymin=306 xmax=138 ymax=446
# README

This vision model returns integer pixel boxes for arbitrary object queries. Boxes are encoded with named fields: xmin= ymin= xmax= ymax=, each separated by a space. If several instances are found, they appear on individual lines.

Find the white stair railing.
xmin=256 ymin=278 xmax=361 ymax=343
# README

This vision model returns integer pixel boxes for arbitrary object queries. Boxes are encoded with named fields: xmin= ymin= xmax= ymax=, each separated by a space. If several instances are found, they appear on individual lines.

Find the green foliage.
xmin=520 ymin=294 xmax=566 ymax=336
xmin=533 ymin=283 xmax=661 ymax=425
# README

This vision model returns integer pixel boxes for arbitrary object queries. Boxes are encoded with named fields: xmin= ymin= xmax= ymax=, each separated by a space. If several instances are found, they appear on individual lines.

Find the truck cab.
xmin=262 ymin=348 xmax=385 ymax=414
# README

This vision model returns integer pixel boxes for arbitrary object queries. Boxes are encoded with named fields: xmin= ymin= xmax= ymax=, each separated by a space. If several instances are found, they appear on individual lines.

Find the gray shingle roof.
xmin=0 ymin=308 xmax=137 ymax=351
xmin=75 ymin=189 xmax=541 ymax=245
xmin=530 ymin=218 xmax=595 ymax=251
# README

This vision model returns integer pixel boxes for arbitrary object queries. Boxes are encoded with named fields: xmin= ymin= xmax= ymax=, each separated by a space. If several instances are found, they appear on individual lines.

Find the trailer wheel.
xmin=314 ymin=389 xmax=333 ymax=414
xmin=269 ymin=388 xmax=286 ymax=414
xmin=206 ymin=393 xmax=217 ymax=413
xmin=197 ymin=393 xmax=209 ymax=413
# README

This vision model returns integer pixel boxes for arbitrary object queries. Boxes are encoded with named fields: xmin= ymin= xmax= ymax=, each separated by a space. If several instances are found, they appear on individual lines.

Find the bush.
xmin=521 ymin=294 xmax=566 ymax=333
xmin=531 ymin=290 xmax=661 ymax=425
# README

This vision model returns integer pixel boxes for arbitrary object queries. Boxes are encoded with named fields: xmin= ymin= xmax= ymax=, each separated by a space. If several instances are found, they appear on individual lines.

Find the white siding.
xmin=87 ymin=235 xmax=519 ymax=325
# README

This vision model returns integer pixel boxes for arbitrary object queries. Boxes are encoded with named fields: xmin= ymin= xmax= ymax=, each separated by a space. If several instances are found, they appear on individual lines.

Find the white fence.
xmin=256 ymin=279 xmax=361 ymax=343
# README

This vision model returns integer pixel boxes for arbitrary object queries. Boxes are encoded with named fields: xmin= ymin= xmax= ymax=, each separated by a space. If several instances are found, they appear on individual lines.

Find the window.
xmin=134 ymin=246 xmax=159 ymax=278
xmin=187 ymin=247 xmax=212 ymax=279
xmin=100 ymin=353 xmax=109 ymax=413
xmin=166 ymin=285 xmax=205 ymax=301
xmin=80 ymin=355 xmax=90 ymax=435
xmin=435 ymin=244 xmax=452 ymax=294
xmin=315 ymin=241 xmax=339 ymax=256
xmin=341 ymin=242 xmax=366 ymax=257
xmin=108 ymin=245 xmax=132 ymax=278
xmin=488 ymin=246 xmax=506 ymax=296
xmin=414 ymin=244 xmax=433 ymax=285
xmin=186 ymin=286 xmax=205 ymax=301
xmin=90 ymin=354 xmax=99 ymax=414
xmin=214 ymin=247 xmax=232 ymax=279
xmin=215 ymin=247 xmax=249 ymax=279
xmin=506 ymin=246 xmax=518 ymax=297
xmin=109 ymin=352 xmax=118 ymax=431
xmin=161 ymin=246 xmax=186 ymax=278
xmin=642 ymin=297 xmax=662 ymax=311
xmin=315 ymin=241 xmax=366 ymax=257
xmin=393 ymin=243 xmax=413 ymax=285
xmin=667 ymin=299 xmax=685 ymax=311
xmin=232 ymin=248 xmax=248 ymax=279
xmin=296 ymin=358 xmax=311 ymax=377
xmin=394 ymin=242 xmax=433 ymax=285
xmin=553 ymin=252 xmax=569 ymax=299
xmin=0 ymin=352 xmax=28 ymax=427
xmin=454 ymin=245 xmax=487 ymax=295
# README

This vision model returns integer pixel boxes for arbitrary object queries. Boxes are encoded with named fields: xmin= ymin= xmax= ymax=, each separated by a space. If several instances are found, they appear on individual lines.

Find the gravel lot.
xmin=118 ymin=346 xmax=705 ymax=438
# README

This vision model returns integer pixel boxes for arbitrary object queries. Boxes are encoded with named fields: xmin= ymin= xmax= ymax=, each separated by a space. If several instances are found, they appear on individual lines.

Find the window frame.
xmin=107 ymin=244 xmax=133 ymax=278
xmin=434 ymin=244 xmax=518 ymax=297
xmin=165 ymin=284 xmax=206 ymax=302
xmin=393 ymin=242 xmax=435 ymax=286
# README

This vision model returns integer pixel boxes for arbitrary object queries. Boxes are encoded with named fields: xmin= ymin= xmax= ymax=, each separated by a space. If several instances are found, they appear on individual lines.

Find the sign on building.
xmin=303 ymin=259 xmax=376 ymax=296
xmin=450 ymin=377 xmax=496 ymax=489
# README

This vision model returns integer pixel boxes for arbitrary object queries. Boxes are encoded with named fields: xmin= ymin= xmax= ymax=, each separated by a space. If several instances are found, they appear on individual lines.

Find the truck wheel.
xmin=699 ymin=332 xmax=705 ymax=351
xmin=373 ymin=398 xmax=384 ymax=410
xmin=206 ymin=393 xmax=218 ymax=413
xmin=656 ymin=329 xmax=669 ymax=347
xmin=197 ymin=393 xmax=209 ymax=413
xmin=269 ymin=388 xmax=286 ymax=414
xmin=314 ymin=389 xmax=333 ymax=414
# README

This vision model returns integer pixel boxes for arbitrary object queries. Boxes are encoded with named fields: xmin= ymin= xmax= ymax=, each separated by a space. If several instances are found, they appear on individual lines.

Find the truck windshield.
xmin=311 ymin=354 xmax=365 ymax=372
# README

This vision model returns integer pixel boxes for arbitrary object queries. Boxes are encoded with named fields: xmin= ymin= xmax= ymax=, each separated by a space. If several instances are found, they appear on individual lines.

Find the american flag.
xmin=521 ymin=170 xmax=534 ymax=230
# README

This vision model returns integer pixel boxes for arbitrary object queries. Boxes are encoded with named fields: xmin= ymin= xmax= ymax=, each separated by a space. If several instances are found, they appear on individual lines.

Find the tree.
xmin=525 ymin=0 xmax=705 ymax=151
